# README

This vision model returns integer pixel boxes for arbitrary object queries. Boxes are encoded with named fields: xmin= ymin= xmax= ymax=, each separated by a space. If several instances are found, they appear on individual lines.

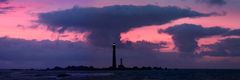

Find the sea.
xmin=0 ymin=69 xmax=240 ymax=80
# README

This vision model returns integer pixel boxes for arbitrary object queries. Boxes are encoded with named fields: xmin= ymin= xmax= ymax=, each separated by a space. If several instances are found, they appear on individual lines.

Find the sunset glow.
xmin=0 ymin=0 xmax=240 ymax=69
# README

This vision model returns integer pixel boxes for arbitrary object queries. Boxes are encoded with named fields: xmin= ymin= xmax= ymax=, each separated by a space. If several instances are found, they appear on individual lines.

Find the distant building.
xmin=118 ymin=58 xmax=125 ymax=69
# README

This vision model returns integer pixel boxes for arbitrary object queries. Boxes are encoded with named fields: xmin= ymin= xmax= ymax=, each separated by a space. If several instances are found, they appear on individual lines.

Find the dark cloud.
xmin=196 ymin=0 xmax=227 ymax=6
xmin=201 ymin=38 xmax=240 ymax=56
xmin=0 ymin=0 xmax=8 ymax=3
xmin=0 ymin=6 xmax=14 ymax=14
xmin=0 ymin=37 xmax=184 ymax=69
xmin=164 ymin=24 xmax=229 ymax=56
xmin=0 ymin=37 xmax=203 ymax=68
xmin=37 ymin=5 xmax=213 ymax=47
xmin=224 ymin=29 xmax=240 ymax=36
xmin=0 ymin=37 xmax=120 ymax=68
xmin=0 ymin=37 xmax=240 ymax=69
xmin=0 ymin=6 xmax=14 ymax=10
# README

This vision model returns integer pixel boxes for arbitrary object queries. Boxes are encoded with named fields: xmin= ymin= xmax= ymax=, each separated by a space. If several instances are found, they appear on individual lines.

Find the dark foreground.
xmin=0 ymin=69 xmax=240 ymax=80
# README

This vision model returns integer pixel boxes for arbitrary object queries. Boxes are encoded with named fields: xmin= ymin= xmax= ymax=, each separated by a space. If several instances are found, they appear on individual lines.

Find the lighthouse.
xmin=112 ymin=43 xmax=117 ymax=69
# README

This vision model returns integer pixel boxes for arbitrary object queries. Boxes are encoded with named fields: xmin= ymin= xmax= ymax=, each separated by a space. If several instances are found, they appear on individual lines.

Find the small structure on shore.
xmin=118 ymin=58 xmax=126 ymax=69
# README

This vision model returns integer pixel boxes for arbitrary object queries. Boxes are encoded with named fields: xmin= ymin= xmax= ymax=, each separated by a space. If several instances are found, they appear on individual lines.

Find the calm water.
xmin=0 ymin=69 xmax=240 ymax=80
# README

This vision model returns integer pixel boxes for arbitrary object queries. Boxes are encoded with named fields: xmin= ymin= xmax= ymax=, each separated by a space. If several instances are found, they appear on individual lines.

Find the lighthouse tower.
xmin=112 ymin=43 xmax=117 ymax=69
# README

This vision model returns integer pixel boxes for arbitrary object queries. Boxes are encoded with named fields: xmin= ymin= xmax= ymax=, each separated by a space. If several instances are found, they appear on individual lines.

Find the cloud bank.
xmin=2 ymin=37 xmax=239 ymax=69
xmin=37 ymin=5 xmax=213 ymax=47
xmin=196 ymin=0 xmax=227 ymax=6
xmin=201 ymin=38 xmax=240 ymax=56
xmin=164 ymin=24 xmax=240 ymax=57
xmin=0 ymin=37 xmax=185 ymax=69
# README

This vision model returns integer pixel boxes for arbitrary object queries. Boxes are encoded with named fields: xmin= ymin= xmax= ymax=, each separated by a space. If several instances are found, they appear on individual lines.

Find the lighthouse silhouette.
xmin=112 ymin=43 xmax=117 ymax=69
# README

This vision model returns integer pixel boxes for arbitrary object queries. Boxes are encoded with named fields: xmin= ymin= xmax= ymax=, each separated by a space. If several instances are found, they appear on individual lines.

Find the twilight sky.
xmin=0 ymin=0 xmax=240 ymax=69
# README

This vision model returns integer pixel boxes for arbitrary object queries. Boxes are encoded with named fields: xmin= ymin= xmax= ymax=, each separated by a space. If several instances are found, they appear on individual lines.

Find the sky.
xmin=0 ymin=0 xmax=240 ymax=69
